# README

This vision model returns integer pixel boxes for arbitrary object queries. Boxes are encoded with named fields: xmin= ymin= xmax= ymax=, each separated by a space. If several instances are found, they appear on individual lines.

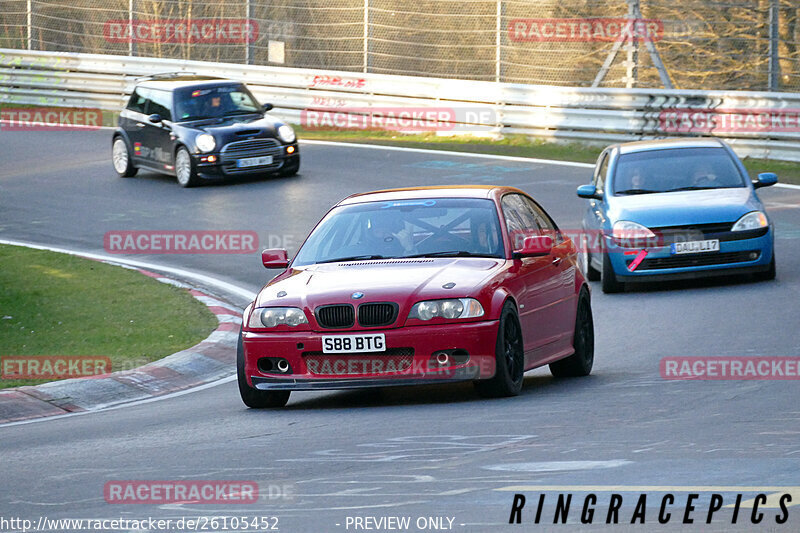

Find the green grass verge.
xmin=296 ymin=127 xmax=800 ymax=185
xmin=0 ymin=244 xmax=218 ymax=389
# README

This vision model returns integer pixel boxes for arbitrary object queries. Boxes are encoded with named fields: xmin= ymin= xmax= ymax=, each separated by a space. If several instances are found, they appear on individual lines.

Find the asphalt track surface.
xmin=1 ymin=130 xmax=800 ymax=532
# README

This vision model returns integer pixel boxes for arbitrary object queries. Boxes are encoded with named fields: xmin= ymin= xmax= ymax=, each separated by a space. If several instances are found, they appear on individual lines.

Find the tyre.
xmin=755 ymin=253 xmax=776 ymax=281
xmin=112 ymin=136 xmax=138 ymax=178
xmin=550 ymin=289 xmax=594 ymax=377
xmin=474 ymin=301 xmax=524 ymax=398
xmin=583 ymin=248 xmax=601 ymax=281
xmin=278 ymin=157 xmax=300 ymax=177
xmin=601 ymin=252 xmax=624 ymax=293
xmin=237 ymin=326 xmax=291 ymax=408
xmin=175 ymin=146 xmax=200 ymax=188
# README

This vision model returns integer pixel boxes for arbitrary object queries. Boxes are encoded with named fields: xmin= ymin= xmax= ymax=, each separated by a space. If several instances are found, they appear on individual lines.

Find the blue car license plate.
xmin=671 ymin=239 xmax=720 ymax=255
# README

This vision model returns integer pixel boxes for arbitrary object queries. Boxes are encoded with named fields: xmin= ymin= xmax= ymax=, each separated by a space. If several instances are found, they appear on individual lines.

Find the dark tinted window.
xmin=612 ymin=147 xmax=746 ymax=195
xmin=126 ymin=89 xmax=148 ymax=114
xmin=173 ymin=84 xmax=261 ymax=121
xmin=147 ymin=89 xmax=172 ymax=121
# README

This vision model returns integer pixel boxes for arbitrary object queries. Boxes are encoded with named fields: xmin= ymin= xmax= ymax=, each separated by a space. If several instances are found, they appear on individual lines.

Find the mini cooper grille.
xmin=220 ymin=139 xmax=283 ymax=174
xmin=303 ymin=348 xmax=414 ymax=375
xmin=358 ymin=303 xmax=398 ymax=327
xmin=315 ymin=305 xmax=355 ymax=329
xmin=632 ymin=251 xmax=759 ymax=270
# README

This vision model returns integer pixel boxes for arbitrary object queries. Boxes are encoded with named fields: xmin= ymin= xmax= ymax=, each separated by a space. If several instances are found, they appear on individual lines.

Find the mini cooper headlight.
xmin=277 ymin=124 xmax=296 ymax=144
xmin=409 ymin=298 xmax=484 ymax=321
xmin=195 ymin=134 xmax=216 ymax=153
xmin=248 ymin=307 xmax=308 ymax=328
xmin=732 ymin=211 xmax=768 ymax=231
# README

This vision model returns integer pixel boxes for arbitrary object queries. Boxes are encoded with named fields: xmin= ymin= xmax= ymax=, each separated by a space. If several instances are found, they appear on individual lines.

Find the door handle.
xmin=135 ymin=122 xmax=146 ymax=128
xmin=552 ymin=257 xmax=563 ymax=265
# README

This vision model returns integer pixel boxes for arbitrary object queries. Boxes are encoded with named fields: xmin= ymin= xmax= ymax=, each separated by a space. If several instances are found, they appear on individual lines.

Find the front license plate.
xmin=322 ymin=334 xmax=386 ymax=354
xmin=671 ymin=239 xmax=720 ymax=255
xmin=236 ymin=155 xmax=273 ymax=168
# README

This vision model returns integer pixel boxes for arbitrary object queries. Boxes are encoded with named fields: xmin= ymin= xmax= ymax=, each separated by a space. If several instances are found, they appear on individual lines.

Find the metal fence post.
xmin=363 ymin=0 xmax=370 ymax=73
xmin=27 ymin=0 xmax=32 ymax=50
xmin=768 ymin=0 xmax=780 ymax=91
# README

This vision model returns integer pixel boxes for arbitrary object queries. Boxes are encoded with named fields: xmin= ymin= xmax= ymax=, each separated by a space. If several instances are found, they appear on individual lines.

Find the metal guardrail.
xmin=2 ymin=48 xmax=800 ymax=162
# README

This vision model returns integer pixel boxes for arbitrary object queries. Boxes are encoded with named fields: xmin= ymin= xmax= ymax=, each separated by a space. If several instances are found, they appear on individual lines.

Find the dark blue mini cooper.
xmin=112 ymin=74 xmax=299 ymax=187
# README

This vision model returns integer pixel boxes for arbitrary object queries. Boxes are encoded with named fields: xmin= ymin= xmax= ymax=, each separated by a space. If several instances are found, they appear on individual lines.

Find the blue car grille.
xmin=651 ymin=223 xmax=768 ymax=244
xmin=632 ymin=251 xmax=760 ymax=270
xmin=219 ymin=139 xmax=283 ymax=174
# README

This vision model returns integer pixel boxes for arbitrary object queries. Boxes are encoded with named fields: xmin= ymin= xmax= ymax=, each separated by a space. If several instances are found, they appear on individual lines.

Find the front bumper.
xmin=607 ymin=228 xmax=773 ymax=282
xmin=243 ymin=320 xmax=500 ymax=391
xmin=193 ymin=143 xmax=299 ymax=180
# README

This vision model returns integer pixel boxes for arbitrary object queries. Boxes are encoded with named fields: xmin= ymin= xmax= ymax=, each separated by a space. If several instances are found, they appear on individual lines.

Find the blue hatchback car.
xmin=576 ymin=138 xmax=777 ymax=293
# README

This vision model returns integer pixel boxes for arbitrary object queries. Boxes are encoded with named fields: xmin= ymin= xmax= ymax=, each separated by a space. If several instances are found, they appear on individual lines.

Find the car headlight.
xmin=277 ymin=124 xmax=296 ymax=144
xmin=409 ymin=298 xmax=484 ymax=321
xmin=612 ymin=220 xmax=655 ymax=240
xmin=732 ymin=211 xmax=768 ymax=231
xmin=248 ymin=307 xmax=308 ymax=328
xmin=195 ymin=134 xmax=216 ymax=153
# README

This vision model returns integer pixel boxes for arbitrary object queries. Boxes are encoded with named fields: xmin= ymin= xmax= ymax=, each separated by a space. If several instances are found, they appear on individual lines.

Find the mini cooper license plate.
xmin=322 ymin=334 xmax=386 ymax=354
xmin=671 ymin=239 xmax=720 ymax=255
xmin=237 ymin=155 xmax=273 ymax=168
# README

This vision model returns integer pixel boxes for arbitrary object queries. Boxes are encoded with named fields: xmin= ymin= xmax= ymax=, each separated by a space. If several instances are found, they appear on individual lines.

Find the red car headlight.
xmin=409 ymin=298 xmax=484 ymax=321
xmin=248 ymin=307 xmax=308 ymax=328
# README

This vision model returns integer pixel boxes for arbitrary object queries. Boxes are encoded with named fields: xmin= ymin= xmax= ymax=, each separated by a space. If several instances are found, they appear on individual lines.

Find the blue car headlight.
xmin=732 ymin=211 xmax=768 ymax=231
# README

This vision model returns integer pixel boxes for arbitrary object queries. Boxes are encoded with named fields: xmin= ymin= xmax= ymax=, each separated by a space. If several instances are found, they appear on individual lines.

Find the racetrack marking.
xmin=484 ymin=460 xmax=633 ymax=472
xmin=495 ymin=485 xmax=800 ymax=494
xmin=1 ymin=119 xmax=797 ymax=189
xmin=732 ymin=488 xmax=800 ymax=508
xmin=0 ymin=238 xmax=254 ymax=429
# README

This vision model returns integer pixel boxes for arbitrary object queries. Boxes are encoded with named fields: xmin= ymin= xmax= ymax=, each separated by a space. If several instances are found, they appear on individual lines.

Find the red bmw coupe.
xmin=238 ymin=186 xmax=594 ymax=407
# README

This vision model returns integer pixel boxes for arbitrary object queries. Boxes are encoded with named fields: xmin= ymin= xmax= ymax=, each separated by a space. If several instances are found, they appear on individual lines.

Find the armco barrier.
xmin=2 ymin=48 xmax=800 ymax=161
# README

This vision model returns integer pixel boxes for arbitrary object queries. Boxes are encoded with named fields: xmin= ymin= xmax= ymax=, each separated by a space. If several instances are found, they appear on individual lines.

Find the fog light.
xmin=207 ymin=155 xmax=217 ymax=163
xmin=750 ymin=252 xmax=758 ymax=260
xmin=286 ymin=145 xmax=296 ymax=154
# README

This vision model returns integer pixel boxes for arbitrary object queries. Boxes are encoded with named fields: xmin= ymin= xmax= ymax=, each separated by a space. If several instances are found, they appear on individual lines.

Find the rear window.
xmin=612 ymin=147 xmax=746 ymax=195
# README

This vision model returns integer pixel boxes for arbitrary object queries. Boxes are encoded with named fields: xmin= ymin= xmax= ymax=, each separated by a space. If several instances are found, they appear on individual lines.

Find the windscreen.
xmin=292 ymin=198 xmax=504 ymax=266
xmin=174 ymin=84 xmax=262 ymax=122
xmin=612 ymin=147 xmax=747 ymax=195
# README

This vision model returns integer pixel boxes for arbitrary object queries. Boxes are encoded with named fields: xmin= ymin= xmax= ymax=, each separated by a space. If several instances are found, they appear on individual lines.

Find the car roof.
xmin=136 ymin=77 xmax=241 ymax=91
xmin=616 ymin=137 xmax=727 ymax=155
xmin=338 ymin=185 xmax=524 ymax=206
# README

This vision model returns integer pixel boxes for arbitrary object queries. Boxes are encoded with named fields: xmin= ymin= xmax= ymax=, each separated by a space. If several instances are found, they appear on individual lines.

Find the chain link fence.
xmin=1 ymin=0 xmax=798 ymax=91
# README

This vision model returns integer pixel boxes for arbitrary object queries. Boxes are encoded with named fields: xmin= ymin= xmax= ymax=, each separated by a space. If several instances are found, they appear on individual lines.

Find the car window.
xmin=501 ymin=194 xmax=546 ymax=250
xmin=292 ymin=198 xmax=504 ymax=266
xmin=146 ymin=89 xmax=172 ymax=121
xmin=174 ymin=84 xmax=261 ymax=121
xmin=612 ymin=147 xmax=746 ymax=195
xmin=522 ymin=196 xmax=562 ymax=243
xmin=595 ymin=151 xmax=609 ymax=193
xmin=126 ymin=88 xmax=149 ymax=114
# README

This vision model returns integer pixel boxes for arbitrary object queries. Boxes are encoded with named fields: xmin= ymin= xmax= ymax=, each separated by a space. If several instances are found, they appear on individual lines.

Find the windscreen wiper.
xmin=615 ymin=188 xmax=661 ymax=195
xmin=403 ymin=251 xmax=494 ymax=258
xmin=667 ymin=185 xmax=722 ymax=192
xmin=317 ymin=255 xmax=391 ymax=264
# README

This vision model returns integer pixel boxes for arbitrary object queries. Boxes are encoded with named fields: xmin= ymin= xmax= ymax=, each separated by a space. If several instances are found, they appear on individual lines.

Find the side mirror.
xmin=577 ymin=184 xmax=602 ymax=200
xmin=754 ymin=172 xmax=778 ymax=189
xmin=147 ymin=113 xmax=163 ymax=124
xmin=513 ymin=235 xmax=553 ymax=259
xmin=263 ymin=103 xmax=274 ymax=112
xmin=262 ymin=248 xmax=289 ymax=269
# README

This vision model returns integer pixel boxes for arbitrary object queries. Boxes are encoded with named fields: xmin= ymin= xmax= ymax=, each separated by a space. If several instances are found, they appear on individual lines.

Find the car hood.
xmin=255 ymin=258 xmax=504 ymax=314
xmin=182 ymin=114 xmax=281 ymax=137
xmin=606 ymin=187 xmax=762 ymax=227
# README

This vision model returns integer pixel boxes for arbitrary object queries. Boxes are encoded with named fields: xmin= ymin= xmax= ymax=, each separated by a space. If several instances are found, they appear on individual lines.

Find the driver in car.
xmin=367 ymin=213 xmax=416 ymax=256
